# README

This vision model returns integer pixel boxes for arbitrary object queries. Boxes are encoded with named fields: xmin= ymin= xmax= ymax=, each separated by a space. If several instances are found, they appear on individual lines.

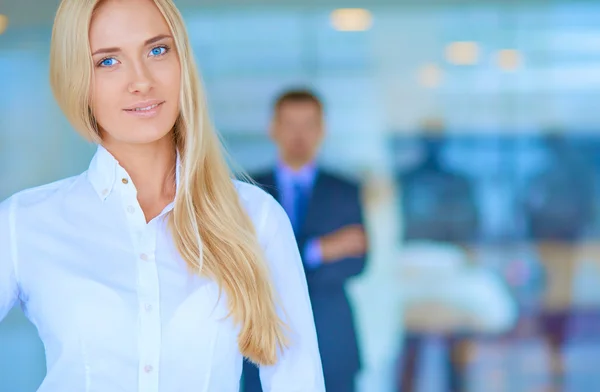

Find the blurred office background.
xmin=2 ymin=0 xmax=600 ymax=391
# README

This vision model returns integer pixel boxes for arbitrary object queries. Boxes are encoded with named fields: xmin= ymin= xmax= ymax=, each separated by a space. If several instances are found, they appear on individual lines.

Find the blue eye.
xmin=150 ymin=46 xmax=168 ymax=57
xmin=99 ymin=58 xmax=118 ymax=67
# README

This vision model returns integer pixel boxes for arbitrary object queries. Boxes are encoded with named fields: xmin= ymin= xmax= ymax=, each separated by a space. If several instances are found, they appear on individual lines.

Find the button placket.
xmin=136 ymin=221 xmax=161 ymax=392
xmin=117 ymin=167 xmax=161 ymax=391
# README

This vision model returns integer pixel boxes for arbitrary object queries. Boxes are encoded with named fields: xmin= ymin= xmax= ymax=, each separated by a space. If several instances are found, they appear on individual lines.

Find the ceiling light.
xmin=0 ymin=15 xmax=8 ymax=35
xmin=330 ymin=9 xmax=373 ymax=32
xmin=445 ymin=41 xmax=479 ymax=65
xmin=496 ymin=49 xmax=522 ymax=71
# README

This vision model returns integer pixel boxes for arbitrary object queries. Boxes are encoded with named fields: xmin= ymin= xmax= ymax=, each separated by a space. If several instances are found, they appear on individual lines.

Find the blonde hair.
xmin=49 ymin=0 xmax=287 ymax=365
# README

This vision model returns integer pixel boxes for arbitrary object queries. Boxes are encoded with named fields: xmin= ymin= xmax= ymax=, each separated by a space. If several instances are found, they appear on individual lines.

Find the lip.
xmin=123 ymin=100 xmax=165 ymax=118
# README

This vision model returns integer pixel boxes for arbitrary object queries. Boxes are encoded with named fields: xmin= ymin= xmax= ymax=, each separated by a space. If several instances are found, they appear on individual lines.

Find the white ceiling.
xmin=1 ymin=0 xmax=557 ymax=29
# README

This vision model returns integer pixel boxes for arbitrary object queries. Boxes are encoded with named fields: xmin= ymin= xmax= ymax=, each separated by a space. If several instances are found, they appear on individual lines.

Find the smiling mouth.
xmin=124 ymin=102 xmax=165 ymax=112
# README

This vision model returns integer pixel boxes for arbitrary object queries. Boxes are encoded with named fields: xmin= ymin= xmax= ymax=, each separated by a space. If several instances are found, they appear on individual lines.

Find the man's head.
xmin=270 ymin=89 xmax=324 ymax=168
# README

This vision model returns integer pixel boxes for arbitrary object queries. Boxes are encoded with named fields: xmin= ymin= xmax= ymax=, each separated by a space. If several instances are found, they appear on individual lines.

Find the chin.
xmin=290 ymin=149 xmax=312 ymax=161
xmin=108 ymin=124 xmax=174 ymax=146
xmin=118 ymin=107 xmax=178 ymax=143
xmin=134 ymin=128 xmax=173 ymax=145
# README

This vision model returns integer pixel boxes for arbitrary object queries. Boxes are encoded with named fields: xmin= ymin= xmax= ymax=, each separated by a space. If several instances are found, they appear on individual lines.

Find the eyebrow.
xmin=91 ymin=34 xmax=173 ymax=57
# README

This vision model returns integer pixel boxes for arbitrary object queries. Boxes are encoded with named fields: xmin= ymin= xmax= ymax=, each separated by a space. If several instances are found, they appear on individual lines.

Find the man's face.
xmin=271 ymin=101 xmax=324 ymax=165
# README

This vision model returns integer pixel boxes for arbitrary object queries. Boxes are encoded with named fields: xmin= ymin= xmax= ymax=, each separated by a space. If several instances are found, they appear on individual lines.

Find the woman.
xmin=0 ymin=0 xmax=324 ymax=390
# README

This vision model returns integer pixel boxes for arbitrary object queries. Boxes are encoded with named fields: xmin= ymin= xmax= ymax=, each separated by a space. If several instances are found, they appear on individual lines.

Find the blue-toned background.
xmin=2 ymin=1 xmax=600 ymax=391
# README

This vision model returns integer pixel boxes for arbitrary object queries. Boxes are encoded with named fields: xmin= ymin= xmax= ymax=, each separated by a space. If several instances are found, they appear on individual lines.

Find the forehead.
xmin=278 ymin=101 xmax=322 ymax=118
xmin=89 ymin=0 xmax=171 ymax=50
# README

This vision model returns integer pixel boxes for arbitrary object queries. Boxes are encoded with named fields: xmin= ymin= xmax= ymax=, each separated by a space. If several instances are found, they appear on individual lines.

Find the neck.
xmin=103 ymin=135 xmax=177 ymax=220
xmin=281 ymin=156 xmax=314 ymax=172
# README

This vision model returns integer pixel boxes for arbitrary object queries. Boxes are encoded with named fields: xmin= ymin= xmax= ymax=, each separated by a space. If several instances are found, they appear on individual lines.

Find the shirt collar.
xmin=87 ymin=144 xmax=181 ymax=202
xmin=276 ymin=159 xmax=317 ymax=186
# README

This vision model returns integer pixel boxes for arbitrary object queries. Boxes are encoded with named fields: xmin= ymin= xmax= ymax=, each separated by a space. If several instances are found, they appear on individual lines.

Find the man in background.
xmin=242 ymin=89 xmax=368 ymax=392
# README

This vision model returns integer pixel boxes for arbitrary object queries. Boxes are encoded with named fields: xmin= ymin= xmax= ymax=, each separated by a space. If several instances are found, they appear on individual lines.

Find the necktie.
xmin=292 ymin=180 xmax=308 ymax=234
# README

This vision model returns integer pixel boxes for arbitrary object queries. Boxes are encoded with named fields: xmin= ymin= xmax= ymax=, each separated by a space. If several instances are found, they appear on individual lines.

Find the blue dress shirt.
xmin=275 ymin=161 xmax=323 ymax=268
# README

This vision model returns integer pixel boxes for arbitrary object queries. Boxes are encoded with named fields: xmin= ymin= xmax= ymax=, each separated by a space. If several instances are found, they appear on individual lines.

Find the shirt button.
xmin=140 ymin=253 xmax=149 ymax=261
xmin=127 ymin=206 xmax=135 ymax=214
xmin=122 ymin=178 xmax=129 ymax=184
xmin=101 ymin=189 xmax=109 ymax=196
xmin=144 ymin=365 xmax=153 ymax=373
xmin=145 ymin=303 xmax=153 ymax=312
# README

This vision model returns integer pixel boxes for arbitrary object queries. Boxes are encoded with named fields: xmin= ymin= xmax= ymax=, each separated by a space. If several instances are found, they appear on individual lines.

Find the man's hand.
xmin=319 ymin=225 xmax=367 ymax=263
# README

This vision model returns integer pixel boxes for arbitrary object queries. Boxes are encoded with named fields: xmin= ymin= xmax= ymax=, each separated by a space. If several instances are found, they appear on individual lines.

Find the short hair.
xmin=273 ymin=89 xmax=323 ymax=114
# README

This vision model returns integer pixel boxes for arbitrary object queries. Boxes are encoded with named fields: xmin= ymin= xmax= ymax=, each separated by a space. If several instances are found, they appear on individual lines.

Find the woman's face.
xmin=89 ymin=0 xmax=181 ymax=146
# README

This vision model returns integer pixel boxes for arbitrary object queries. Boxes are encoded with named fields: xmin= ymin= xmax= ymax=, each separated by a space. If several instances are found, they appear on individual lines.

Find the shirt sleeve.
xmin=258 ymin=195 xmax=325 ymax=392
xmin=0 ymin=197 xmax=19 ymax=322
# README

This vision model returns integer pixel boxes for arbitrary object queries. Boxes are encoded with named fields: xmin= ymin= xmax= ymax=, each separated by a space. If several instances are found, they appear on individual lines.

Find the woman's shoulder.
xmin=233 ymin=179 xmax=278 ymax=219
xmin=234 ymin=178 xmax=272 ymax=202
xmin=233 ymin=179 xmax=288 ymax=240
xmin=1 ymin=174 xmax=84 ymax=213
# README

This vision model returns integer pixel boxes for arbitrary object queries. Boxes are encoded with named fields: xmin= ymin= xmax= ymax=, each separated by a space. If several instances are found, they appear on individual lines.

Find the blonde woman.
xmin=0 ymin=0 xmax=324 ymax=391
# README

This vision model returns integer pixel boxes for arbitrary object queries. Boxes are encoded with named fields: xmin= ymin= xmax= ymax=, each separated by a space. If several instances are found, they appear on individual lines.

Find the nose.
xmin=127 ymin=61 xmax=153 ymax=95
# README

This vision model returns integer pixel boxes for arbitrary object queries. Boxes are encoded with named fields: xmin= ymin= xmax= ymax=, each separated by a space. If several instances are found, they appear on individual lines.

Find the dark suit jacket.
xmin=242 ymin=168 xmax=367 ymax=391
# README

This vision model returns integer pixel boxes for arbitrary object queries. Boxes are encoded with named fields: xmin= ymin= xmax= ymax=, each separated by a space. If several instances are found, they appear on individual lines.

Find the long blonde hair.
xmin=49 ymin=0 xmax=287 ymax=365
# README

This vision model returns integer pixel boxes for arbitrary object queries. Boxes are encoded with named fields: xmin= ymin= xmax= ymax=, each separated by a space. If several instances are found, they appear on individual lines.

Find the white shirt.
xmin=0 ymin=146 xmax=325 ymax=392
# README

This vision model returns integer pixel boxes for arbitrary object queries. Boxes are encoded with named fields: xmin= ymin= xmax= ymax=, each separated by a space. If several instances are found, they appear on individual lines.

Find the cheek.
xmin=91 ymin=74 xmax=121 ymax=127
xmin=170 ymin=68 xmax=181 ymax=95
xmin=282 ymin=132 xmax=298 ymax=146
xmin=311 ymin=132 xmax=322 ymax=145
xmin=155 ymin=61 xmax=181 ymax=100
